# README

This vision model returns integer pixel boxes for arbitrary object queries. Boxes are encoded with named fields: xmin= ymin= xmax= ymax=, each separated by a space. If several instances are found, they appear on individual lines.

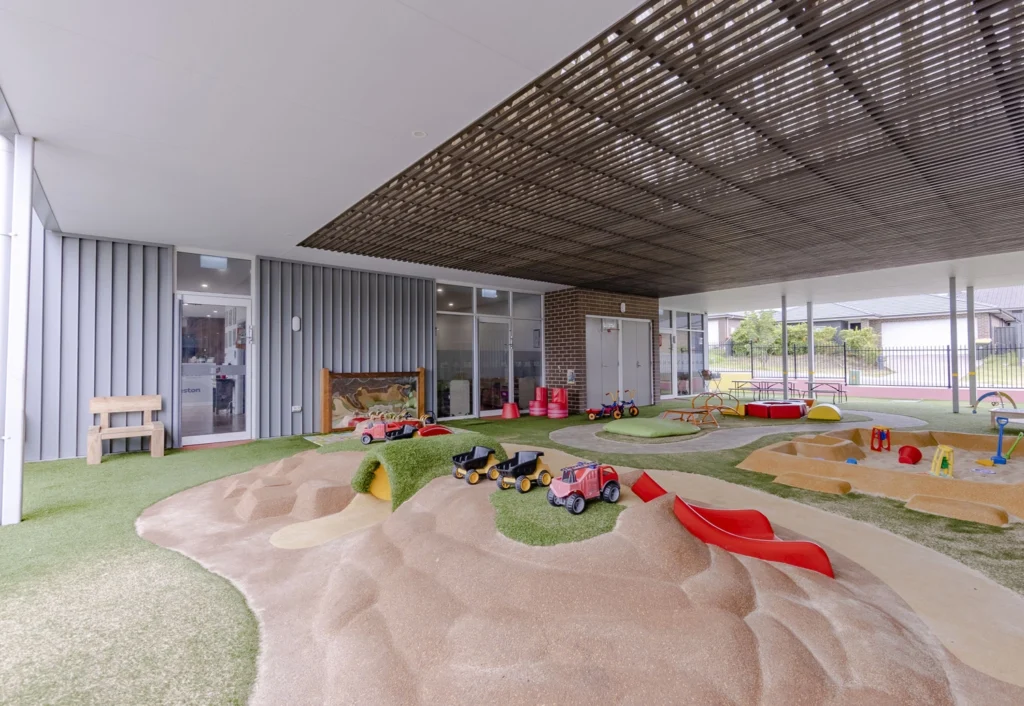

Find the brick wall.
xmin=544 ymin=288 xmax=660 ymax=413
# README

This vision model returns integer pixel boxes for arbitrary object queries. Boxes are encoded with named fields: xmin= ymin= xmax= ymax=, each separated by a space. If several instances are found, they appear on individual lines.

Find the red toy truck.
xmin=547 ymin=461 xmax=620 ymax=514
xmin=360 ymin=419 xmax=422 ymax=444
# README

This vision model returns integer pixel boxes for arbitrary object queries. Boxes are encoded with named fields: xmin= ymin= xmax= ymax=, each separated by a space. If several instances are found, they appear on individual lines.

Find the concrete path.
xmin=549 ymin=410 xmax=925 ymax=455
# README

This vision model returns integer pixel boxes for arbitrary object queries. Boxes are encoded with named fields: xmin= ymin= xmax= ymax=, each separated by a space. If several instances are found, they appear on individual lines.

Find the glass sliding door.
xmin=676 ymin=328 xmax=690 ymax=395
xmin=478 ymin=318 xmax=511 ymax=415
xmin=436 ymin=313 xmax=474 ymax=417
xmin=180 ymin=296 xmax=250 ymax=444
xmin=512 ymin=318 xmax=542 ymax=408
xmin=659 ymin=333 xmax=674 ymax=397
xmin=690 ymin=330 xmax=706 ymax=394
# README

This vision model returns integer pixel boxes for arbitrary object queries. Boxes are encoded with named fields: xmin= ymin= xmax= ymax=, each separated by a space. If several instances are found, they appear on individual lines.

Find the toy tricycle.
xmin=547 ymin=461 xmax=620 ymax=514
xmin=586 ymin=392 xmax=623 ymax=421
xmin=495 ymin=451 xmax=553 ymax=493
xmin=619 ymin=389 xmax=640 ymax=417
xmin=452 ymin=446 xmax=501 ymax=485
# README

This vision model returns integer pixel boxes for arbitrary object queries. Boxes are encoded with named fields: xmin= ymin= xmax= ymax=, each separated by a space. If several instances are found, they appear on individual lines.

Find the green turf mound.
xmin=604 ymin=417 xmax=700 ymax=438
xmin=351 ymin=432 xmax=507 ymax=509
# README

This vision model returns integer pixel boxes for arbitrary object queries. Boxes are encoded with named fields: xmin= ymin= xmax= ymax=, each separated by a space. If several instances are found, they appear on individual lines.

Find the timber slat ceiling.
xmin=302 ymin=0 xmax=1024 ymax=297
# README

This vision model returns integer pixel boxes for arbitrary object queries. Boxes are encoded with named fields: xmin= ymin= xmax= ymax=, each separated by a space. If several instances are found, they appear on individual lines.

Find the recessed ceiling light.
xmin=412 ymin=130 xmax=427 ymax=139
xmin=437 ymin=287 xmax=444 ymax=293
xmin=448 ymin=302 xmax=454 ymax=307
xmin=206 ymin=314 xmax=211 ymax=318
xmin=201 ymin=283 xmax=208 ymax=288
xmin=213 ymin=310 xmax=218 ymax=313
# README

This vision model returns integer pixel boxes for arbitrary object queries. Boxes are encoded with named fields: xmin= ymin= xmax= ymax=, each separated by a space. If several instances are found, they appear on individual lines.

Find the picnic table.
xmin=807 ymin=379 xmax=848 ymax=404
xmin=730 ymin=379 xmax=800 ymax=401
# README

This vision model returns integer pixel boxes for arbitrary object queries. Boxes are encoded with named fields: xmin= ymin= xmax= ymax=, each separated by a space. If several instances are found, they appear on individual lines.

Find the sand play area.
xmin=742 ymin=428 xmax=1024 ymax=525
xmin=137 ymin=448 xmax=1024 ymax=704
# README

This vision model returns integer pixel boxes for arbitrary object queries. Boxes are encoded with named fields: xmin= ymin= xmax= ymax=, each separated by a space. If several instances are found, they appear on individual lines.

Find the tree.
xmin=839 ymin=327 xmax=879 ymax=350
xmin=730 ymin=311 xmax=781 ymax=363
xmin=786 ymin=323 xmax=839 ymax=351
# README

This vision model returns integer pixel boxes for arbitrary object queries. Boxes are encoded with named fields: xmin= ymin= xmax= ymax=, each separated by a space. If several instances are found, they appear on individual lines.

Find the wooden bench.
xmin=86 ymin=395 xmax=165 ymax=465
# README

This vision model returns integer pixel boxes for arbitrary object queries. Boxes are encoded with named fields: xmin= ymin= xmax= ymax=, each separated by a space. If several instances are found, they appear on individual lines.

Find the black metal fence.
xmin=709 ymin=343 xmax=1024 ymax=388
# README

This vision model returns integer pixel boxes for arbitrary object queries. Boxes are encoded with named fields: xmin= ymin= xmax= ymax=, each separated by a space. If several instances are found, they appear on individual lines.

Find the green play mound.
xmin=603 ymin=417 xmax=700 ymax=438
xmin=350 ymin=431 xmax=507 ymax=509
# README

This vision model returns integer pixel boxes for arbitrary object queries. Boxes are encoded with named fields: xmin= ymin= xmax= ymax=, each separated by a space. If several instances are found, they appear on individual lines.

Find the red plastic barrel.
xmin=551 ymin=388 xmax=567 ymax=405
xmin=535 ymin=386 xmax=548 ymax=403
xmin=501 ymin=403 xmax=520 ymax=420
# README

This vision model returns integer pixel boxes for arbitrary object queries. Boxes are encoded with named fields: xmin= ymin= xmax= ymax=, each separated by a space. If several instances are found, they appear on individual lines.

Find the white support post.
xmin=967 ymin=285 xmax=977 ymax=407
xmin=0 ymin=138 xmax=12 ymax=522
xmin=781 ymin=295 xmax=789 ymax=400
xmin=2 ymin=134 xmax=33 ymax=525
xmin=949 ymin=276 xmax=959 ymax=414
xmin=807 ymin=301 xmax=815 ymax=400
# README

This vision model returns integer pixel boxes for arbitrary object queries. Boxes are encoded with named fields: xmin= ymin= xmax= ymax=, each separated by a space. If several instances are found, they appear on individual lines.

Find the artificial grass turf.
xmin=491 ymin=483 xmax=624 ymax=546
xmin=447 ymin=407 xmax=1024 ymax=595
xmin=328 ymin=432 xmax=507 ymax=510
xmin=0 ymin=436 xmax=315 ymax=706
xmin=603 ymin=417 xmax=700 ymax=437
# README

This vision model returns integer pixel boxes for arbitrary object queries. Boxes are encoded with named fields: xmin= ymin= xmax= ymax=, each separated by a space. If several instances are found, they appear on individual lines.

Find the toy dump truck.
xmin=547 ymin=461 xmax=620 ymax=514
xmin=452 ymin=446 xmax=501 ymax=485
xmin=495 ymin=451 xmax=553 ymax=493
xmin=361 ymin=419 xmax=422 ymax=444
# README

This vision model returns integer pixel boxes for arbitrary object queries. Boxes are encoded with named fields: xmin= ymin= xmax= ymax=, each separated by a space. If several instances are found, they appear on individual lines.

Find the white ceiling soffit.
xmin=662 ymin=251 xmax=1024 ymax=315
xmin=0 ymin=0 xmax=641 ymax=291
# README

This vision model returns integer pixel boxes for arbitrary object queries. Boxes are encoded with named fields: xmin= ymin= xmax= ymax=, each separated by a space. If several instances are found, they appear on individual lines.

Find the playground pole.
xmin=807 ymin=301 xmax=815 ymax=400
xmin=949 ymin=276 xmax=960 ymax=414
xmin=967 ymin=285 xmax=977 ymax=407
xmin=781 ymin=295 xmax=789 ymax=400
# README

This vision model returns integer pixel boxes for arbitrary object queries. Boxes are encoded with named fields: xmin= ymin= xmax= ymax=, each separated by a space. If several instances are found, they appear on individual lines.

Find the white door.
xmin=180 ymin=295 xmax=251 ymax=445
xmin=622 ymin=320 xmax=652 ymax=406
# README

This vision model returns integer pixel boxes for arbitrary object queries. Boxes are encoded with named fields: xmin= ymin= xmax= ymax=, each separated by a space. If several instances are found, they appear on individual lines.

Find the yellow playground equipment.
xmin=930 ymin=445 xmax=954 ymax=478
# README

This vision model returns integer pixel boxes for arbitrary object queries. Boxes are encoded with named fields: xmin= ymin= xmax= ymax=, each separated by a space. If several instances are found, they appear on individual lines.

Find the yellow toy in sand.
xmin=930 ymin=445 xmax=954 ymax=478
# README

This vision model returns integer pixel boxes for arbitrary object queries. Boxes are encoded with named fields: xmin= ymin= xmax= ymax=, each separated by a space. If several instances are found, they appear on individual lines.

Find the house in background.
xmin=709 ymin=288 xmax=1023 ymax=348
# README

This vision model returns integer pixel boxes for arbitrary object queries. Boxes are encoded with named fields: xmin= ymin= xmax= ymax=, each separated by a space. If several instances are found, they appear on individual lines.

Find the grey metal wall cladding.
xmin=258 ymin=259 xmax=436 ymax=438
xmin=25 ymin=233 xmax=174 ymax=460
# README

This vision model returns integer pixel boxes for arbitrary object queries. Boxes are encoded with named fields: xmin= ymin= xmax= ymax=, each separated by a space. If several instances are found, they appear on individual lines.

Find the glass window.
xmin=659 ymin=333 xmax=674 ymax=397
xmin=676 ymin=330 xmax=690 ymax=395
xmin=690 ymin=313 xmax=704 ymax=331
xmin=659 ymin=309 xmax=672 ymax=330
xmin=513 ymin=292 xmax=542 ymax=319
xmin=676 ymin=311 xmax=690 ymax=329
xmin=691 ymin=330 xmax=706 ymax=393
xmin=513 ymin=319 xmax=543 ymax=408
xmin=176 ymin=252 xmax=251 ymax=295
xmin=436 ymin=314 xmax=474 ymax=417
xmin=180 ymin=302 xmax=247 ymax=438
xmin=476 ymin=287 xmax=510 ymax=316
xmin=479 ymin=320 xmax=510 ymax=412
xmin=436 ymin=284 xmax=474 ymax=313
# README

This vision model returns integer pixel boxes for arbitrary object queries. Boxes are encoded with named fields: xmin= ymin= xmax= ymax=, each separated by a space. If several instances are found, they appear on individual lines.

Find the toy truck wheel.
xmin=565 ymin=494 xmax=586 ymax=515
xmin=629 ymin=405 xmax=639 ymax=417
xmin=487 ymin=466 xmax=500 ymax=481
xmin=612 ymin=409 xmax=622 ymax=420
xmin=537 ymin=470 xmax=552 ymax=486
xmin=466 ymin=470 xmax=480 ymax=485
xmin=497 ymin=476 xmax=513 ymax=490
xmin=547 ymin=489 xmax=561 ymax=506
xmin=361 ymin=434 xmax=373 ymax=445
xmin=516 ymin=475 xmax=532 ymax=493
xmin=452 ymin=466 xmax=464 ymax=479
xmin=588 ymin=412 xmax=596 ymax=421
xmin=601 ymin=481 xmax=621 ymax=503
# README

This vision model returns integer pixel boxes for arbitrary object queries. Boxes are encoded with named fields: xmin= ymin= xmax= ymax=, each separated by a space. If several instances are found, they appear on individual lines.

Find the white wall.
xmin=880 ymin=317 xmax=970 ymax=348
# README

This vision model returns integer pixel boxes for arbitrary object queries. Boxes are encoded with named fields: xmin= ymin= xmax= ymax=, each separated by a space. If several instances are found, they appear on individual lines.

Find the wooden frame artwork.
xmin=319 ymin=367 xmax=427 ymax=434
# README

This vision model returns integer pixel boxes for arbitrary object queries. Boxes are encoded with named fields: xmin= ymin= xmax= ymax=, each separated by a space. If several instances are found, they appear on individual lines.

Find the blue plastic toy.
xmin=992 ymin=416 xmax=1010 ymax=465
xmin=846 ymin=458 xmax=858 ymax=465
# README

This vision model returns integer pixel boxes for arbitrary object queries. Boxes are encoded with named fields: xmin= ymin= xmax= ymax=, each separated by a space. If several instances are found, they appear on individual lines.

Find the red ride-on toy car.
xmin=547 ymin=461 xmax=620 ymax=514
xmin=360 ymin=418 xmax=422 ymax=444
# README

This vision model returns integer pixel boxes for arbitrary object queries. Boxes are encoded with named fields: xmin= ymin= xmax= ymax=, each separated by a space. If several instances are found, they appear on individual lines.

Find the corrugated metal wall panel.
xmin=257 ymin=259 xmax=435 ymax=438
xmin=25 ymin=233 xmax=174 ymax=460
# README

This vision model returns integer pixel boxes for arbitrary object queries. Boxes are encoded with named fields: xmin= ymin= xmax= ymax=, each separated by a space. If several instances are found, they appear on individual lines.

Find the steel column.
xmin=967 ymin=285 xmax=977 ymax=407
xmin=806 ymin=301 xmax=815 ymax=400
xmin=949 ymin=276 xmax=959 ymax=414
xmin=781 ymin=295 xmax=789 ymax=400
xmin=2 ymin=134 xmax=33 ymax=525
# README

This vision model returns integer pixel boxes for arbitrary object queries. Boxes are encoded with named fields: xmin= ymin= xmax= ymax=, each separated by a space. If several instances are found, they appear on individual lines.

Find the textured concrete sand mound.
xmin=312 ymin=479 xmax=1021 ymax=705
xmin=222 ymin=450 xmax=364 ymax=522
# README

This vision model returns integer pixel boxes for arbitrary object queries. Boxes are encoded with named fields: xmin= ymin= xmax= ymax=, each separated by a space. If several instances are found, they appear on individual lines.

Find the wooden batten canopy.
xmin=302 ymin=0 xmax=1024 ymax=298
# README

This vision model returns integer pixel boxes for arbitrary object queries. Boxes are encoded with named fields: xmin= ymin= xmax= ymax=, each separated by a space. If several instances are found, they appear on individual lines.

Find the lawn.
xmin=0 ymin=437 xmax=315 ymax=705
xmin=447 ymin=400 xmax=1024 ymax=595
xmin=491 ymin=484 xmax=624 ymax=546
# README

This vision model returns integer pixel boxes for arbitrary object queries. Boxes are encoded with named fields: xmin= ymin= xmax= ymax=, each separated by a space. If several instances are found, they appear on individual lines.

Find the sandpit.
xmin=741 ymin=428 xmax=1024 ymax=522
xmin=137 ymin=451 xmax=1024 ymax=705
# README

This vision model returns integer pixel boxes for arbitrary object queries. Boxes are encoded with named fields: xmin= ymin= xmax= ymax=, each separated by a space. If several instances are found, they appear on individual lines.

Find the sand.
xmin=137 ymin=451 xmax=1024 ymax=705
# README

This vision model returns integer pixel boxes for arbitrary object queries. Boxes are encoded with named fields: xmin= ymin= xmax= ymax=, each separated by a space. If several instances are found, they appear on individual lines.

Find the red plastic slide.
xmin=632 ymin=472 xmax=834 ymax=578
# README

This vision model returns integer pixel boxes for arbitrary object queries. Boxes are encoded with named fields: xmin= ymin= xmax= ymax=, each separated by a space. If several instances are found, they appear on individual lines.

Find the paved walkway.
xmin=548 ymin=410 xmax=925 ymax=455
